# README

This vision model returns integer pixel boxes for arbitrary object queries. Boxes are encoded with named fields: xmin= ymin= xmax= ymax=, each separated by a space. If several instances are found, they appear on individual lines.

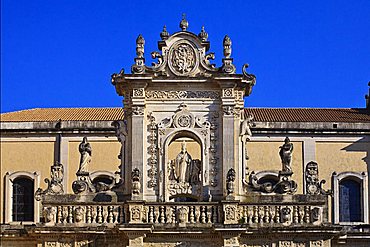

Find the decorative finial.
xmin=136 ymin=34 xmax=145 ymax=58
xmin=180 ymin=14 xmax=189 ymax=31
xmin=160 ymin=25 xmax=170 ymax=40
xmin=223 ymin=35 xmax=232 ymax=58
xmin=198 ymin=26 xmax=208 ymax=41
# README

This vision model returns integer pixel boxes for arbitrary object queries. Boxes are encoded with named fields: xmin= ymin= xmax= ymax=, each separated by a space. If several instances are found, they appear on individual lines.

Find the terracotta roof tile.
xmin=1 ymin=107 xmax=369 ymax=123
xmin=245 ymin=108 xmax=370 ymax=123
xmin=0 ymin=108 xmax=124 ymax=122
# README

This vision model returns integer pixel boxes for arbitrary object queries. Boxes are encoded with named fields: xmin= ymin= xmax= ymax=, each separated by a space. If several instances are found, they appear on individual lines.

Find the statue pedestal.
xmin=72 ymin=172 xmax=95 ymax=194
xmin=275 ymin=171 xmax=297 ymax=194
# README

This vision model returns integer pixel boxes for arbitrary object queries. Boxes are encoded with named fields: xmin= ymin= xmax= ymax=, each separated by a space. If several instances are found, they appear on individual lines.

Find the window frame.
xmin=333 ymin=171 xmax=369 ymax=225
xmin=4 ymin=171 xmax=40 ymax=224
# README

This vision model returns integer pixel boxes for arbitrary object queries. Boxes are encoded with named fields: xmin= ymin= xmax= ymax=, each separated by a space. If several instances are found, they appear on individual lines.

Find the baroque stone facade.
xmin=1 ymin=17 xmax=370 ymax=247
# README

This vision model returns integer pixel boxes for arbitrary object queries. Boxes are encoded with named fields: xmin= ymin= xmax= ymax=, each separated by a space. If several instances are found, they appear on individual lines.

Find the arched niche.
xmin=160 ymin=129 xmax=209 ymax=202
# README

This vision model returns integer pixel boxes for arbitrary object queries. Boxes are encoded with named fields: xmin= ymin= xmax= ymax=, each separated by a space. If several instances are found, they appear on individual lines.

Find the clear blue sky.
xmin=1 ymin=0 xmax=370 ymax=113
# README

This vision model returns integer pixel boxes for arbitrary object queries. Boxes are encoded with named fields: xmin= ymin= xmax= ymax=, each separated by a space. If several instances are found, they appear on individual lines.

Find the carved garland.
xmin=147 ymin=113 xmax=158 ymax=188
xmin=209 ymin=112 xmax=219 ymax=187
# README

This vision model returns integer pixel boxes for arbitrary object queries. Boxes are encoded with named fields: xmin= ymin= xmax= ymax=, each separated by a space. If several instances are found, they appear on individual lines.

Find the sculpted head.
xmin=181 ymin=141 xmax=187 ymax=152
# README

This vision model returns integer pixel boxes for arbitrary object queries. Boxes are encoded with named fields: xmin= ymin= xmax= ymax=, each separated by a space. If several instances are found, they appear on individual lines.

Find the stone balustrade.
xmin=40 ymin=195 xmax=327 ymax=228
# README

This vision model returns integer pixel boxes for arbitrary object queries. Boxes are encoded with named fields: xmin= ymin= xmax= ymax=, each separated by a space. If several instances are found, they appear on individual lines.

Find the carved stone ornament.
xmin=43 ymin=206 xmax=56 ymax=225
xmin=112 ymin=120 xmax=127 ymax=159
xmin=249 ymin=171 xmax=297 ymax=194
xmin=240 ymin=111 xmax=254 ymax=140
xmin=209 ymin=113 xmax=219 ymax=187
xmin=159 ymin=103 xmax=210 ymax=130
xmin=145 ymin=90 xmax=220 ymax=100
xmin=305 ymin=161 xmax=332 ymax=195
xmin=72 ymin=174 xmax=95 ymax=194
xmin=110 ymin=17 xmax=256 ymax=79
xmin=132 ymin=106 xmax=144 ymax=115
xmin=131 ymin=168 xmax=141 ymax=195
xmin=226 ymin=168 xmax=236 ymax=196
xmin=248 ymin=137 xmax=298 ymax=194
xmin=168 ymin=41 xmax=198 ymax=76
xmin=222 ymin=105 xmax=235 ymax=116
xmin=35 ymin=162 xmax=64 ymax=201
xmin=147 ymin=112 xmax=158 ymax=188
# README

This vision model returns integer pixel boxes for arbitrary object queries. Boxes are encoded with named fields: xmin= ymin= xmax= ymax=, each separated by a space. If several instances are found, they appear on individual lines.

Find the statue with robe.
xmin=77 ymin=137 xmax=92 ymax=174
xmin=279 ymin=137 xmax=293 ymax=172
xmin=174 ymin=141 xmax=192 ymax=183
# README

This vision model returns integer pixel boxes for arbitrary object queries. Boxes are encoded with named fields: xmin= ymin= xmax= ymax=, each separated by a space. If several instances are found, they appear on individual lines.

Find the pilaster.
xmin=219 ymin=83 xmax=238 ymax=198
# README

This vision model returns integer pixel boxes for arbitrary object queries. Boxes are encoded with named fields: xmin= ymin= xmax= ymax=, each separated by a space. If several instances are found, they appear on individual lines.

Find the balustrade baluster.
xmin=299 ymin=206 xmax=304 ymax=224
xmin=172 ymin=206 xmax=177 ymax=224
xmin=113 ymin=206 xmax=119 ymax=223
xmin=108 ymin=206 xmax=114 ymax=223
xmin=195 ymin=206 xmax=200 ymax=223
xmin=243 ymin=206 xmax=248 ymax=224
xmin=67 ymin=206 xmax=73 ymax=223
xmin=189 ymin=206 xmax=195 ymax=223
xmin=206 ymin=206 xmax=212 ymax=223
xmin=57 ymin=206 xmax=63 ymax=224
xmin=200 ymin=206 xmax=206 ymax=223
xmin=148 ymin=206 xmax=154 ymax=223
xmin=252 ymin=206 xmax=258 ymax=223
xmin=159 ymin=206 xmax=165 ymax=223
xmin=258 ymin=206 xmax=264 ymax=223
xmin=293 ymin=206 xmax=299 ymax=223
xmin=304 ymin=206 xmax=310 ymax=223
xmin=275 ymin=206 xmax=281 ymax=223
xmin=212 ymin=206 xmax=218 ymax=223
xmin=165 ymin=206 xmax=172 ymax=224
xmin=97 ymin=206 xmax=103 ymax=224
xmin=154 ymin=206 xmax=159 ymax=223
xmin=86 ymin=206 xmax=92 ymax=223
xmin=263 ymin=206 xmax=270 ymax=223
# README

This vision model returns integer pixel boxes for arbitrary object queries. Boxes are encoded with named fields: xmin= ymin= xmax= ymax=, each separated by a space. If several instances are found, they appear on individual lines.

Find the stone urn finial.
xmin=160 ymin=25 xmax=170 ymax=40
xmin=223 ymin=35 xmax=232 ymax=58
xmin=198 ymin=26 xmax=208 ymax=41
xmin=180 ymin=14 xmax=189 ymax=31
xmin=136 ymin=34 xmax=145 ymax=58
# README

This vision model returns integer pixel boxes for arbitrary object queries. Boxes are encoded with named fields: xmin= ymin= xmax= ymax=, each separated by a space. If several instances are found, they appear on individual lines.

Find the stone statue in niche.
xmin=279 ymin=137 xmax=293 ymax=172
xmin=78 ymin=137 xmax=92 ymax=174
xmin=172 ymin=141 xmax=201 ymax=185
xmin=168 ymin=141 xmax=202 ymax=198
xmin=174 ymin=141 xmax=193 ymax=183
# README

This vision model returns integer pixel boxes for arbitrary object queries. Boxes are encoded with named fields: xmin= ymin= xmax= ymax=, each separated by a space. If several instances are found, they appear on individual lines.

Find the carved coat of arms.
xmin=170 ymin=43 xmax=196 ymax=75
